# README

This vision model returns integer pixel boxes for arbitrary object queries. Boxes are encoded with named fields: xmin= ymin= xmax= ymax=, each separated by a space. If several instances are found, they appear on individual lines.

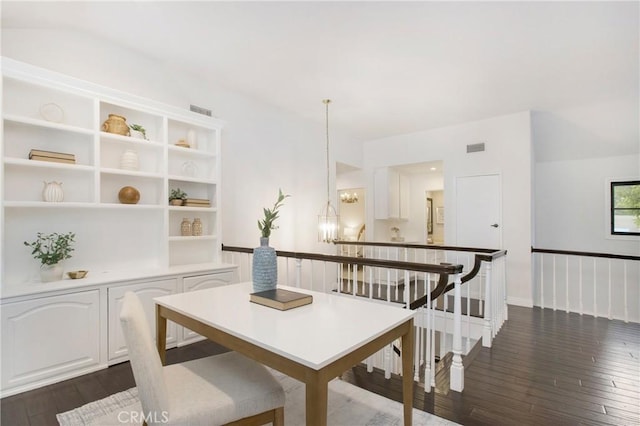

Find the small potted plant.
xmin=169 ymin=188 xmax=187 ymax=206
xmin=129 ymin=123 xmax=147 ymax=140
xmin=24 ymin=232 xmax=75 ymax=282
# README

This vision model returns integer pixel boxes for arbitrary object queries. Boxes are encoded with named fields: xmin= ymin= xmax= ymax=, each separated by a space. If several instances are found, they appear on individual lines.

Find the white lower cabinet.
xmin=0 ymin=267 xmax=237 ymax=396
xmin=1 ymin=290 xmax=101 ymax=393
xmin=108 ymin=278 xmax=178 ymax=364
xmin=180 ymin=271 xmax=234 ymax=344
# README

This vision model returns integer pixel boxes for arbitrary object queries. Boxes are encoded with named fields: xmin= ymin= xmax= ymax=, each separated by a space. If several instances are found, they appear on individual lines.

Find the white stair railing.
xmin=222 ymin=244 xmax=507 ymax=393
xmin=532 ymin=248 xmax=639 ymax=323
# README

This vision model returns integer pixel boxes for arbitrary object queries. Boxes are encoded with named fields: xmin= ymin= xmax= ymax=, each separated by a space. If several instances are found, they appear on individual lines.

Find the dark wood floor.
xmin=2 ymin=305 xmax=638 ymax=425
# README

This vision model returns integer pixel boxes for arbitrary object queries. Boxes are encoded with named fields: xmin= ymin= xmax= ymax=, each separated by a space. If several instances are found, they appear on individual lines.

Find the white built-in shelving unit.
xmin=1 ymin=58 xmax=225 ymax=287
xmin=0 ymin=58 xmax=237 ymax=397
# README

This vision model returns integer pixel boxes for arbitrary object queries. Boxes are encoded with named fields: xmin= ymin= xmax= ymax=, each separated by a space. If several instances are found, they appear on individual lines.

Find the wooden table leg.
xmin=156 ymin=304 xmax=167 ymax=366
xmin=401 ymin=319 xmax=414 ymax=426
xmin=305 ymin=374 xmax=328 ymax=426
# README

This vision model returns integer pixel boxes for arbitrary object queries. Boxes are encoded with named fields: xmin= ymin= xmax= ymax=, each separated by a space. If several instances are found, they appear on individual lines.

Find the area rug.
xmin=57 ymin=369 xmax=458 ymax=425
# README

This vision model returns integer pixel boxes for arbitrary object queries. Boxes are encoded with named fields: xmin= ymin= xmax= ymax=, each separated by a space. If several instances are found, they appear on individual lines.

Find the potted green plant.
xmin=253 ymin=189 xmax=290 ymax=292
xmin=169 ymin=188 xmax=187 ymax=206
xmin=24 ymin=232 xmax=75 ymax=282
xmin=129 ymin=123 xmax=147 ymax=140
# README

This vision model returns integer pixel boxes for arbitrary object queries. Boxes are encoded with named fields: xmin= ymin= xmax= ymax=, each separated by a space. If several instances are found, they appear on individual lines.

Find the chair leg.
xmin=273 ymin=407 xmax=284 ymax=426
xmin=223 ymin=406 xmax=284 ymax=426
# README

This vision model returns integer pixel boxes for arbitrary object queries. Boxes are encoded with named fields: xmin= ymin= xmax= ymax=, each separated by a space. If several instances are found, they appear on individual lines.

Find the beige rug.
xmin=57 ymin=369 xmax=458 ymax=425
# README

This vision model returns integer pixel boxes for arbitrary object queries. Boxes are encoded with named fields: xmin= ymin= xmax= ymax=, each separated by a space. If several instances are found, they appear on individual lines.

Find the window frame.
xmin=610 ymin=180 xmax=640 ymax=236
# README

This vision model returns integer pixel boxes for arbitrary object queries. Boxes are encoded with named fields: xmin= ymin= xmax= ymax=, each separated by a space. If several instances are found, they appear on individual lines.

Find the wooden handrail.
xmin=531 ymin=247 xmax=639 ymax=261
xmin=222 ymin=244 xmax=464 ymax=274
xmin=333 ymin=240 xmax=504 ymax=255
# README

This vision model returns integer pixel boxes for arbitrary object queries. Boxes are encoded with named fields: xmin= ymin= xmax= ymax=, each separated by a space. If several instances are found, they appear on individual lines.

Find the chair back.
xmin=120 ymin=291 xmax=170 ymax=420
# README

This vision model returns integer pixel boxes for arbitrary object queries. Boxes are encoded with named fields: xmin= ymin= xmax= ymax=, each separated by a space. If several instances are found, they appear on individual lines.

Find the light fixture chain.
xmin=324 ymin=99 xmax=331 ymax=205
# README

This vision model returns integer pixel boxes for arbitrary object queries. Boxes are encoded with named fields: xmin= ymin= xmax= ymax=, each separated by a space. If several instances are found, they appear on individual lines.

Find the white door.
xmin=455 ymin=174 xmax=502 ymax=249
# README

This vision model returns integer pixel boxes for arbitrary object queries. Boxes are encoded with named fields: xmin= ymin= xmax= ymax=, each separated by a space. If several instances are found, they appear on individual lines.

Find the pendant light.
xmin=318 ymin=99 xmax=339 ymax=242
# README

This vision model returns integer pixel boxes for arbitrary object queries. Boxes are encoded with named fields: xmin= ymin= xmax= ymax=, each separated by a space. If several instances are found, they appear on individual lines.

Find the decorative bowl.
xmin=67 ymin=270 xmax=88 ymax=279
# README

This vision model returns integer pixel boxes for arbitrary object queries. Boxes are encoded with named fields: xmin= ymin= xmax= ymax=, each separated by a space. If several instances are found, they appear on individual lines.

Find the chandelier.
xmin=340 ymin=192 xmax=359 ymax=203
xmin=318 ymin=99 xmax=339 ymax=243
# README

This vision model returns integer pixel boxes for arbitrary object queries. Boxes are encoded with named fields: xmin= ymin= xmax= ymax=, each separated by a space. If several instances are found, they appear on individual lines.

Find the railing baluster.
xmin=593 ymin=258 xmax=597 ymax=318
xmin=565 ymin=255 xmax=569 ymax=313
xmin=552 ymin=255 xmax=557 ymax=311
xmin=624 ymin=260 xmax=628 ymax=323
xmin=579 ymin=257 xmax=583 ymax=315
xmin=607 ymin=259 xmax=612 ymax=320
xmin=540 ymin=254 xmax=545 ymax=309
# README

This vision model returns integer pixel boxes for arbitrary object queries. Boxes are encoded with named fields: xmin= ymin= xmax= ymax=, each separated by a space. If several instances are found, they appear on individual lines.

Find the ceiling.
xmin=2 ymin=1 xmax=638 ymax=142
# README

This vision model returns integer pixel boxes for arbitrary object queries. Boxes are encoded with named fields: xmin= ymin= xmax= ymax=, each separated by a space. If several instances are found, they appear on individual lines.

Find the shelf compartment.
xmin=168 ymin=211 xmax=216 ymax=237
xmin=167 ymin=119 xmax=217 ymax=154
xmin=168 ymin=180 xmax=216 ymax=208
xmin=167 ymin=149 xmax=216 ymax=181
xmin=3 ymin=208 xmax=165 ymax=285
xmin=100 ymin=174 xmax=163 ymax=205
xmin=4 ymin=163 xmax=94 ymax=203
xmin=3 ymin=77 xmax=94 ymax=129
xmin=3 ymin=121 xmax=94 ymax=166
xmin=100 ymin=102 xmax=163 ymax=143
xmin=4 ymin=115 xmax=95 ymax=136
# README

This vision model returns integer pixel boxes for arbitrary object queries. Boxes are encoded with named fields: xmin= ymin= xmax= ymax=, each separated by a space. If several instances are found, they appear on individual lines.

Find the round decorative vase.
xmin=180 ymin=218 xmax=192 ymax=236
xmin=192 ymin=218 xmax=203 ymax=236
xmin=252 ymin=237 xmax=277 ymax=292
xmin=118 ymin=186 xmax=140 ymax=204
xmin=119 ymin=149 xmax=139 ymax=171
xmin=102 ymin=114 xmax=130 ymax=136
xmin=40 ymin=263 xmax=63 ymax=283
xmin=42 ymin=181 xmax=64 ymax=202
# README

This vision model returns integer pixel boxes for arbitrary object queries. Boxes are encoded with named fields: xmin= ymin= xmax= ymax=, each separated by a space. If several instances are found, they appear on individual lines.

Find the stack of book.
xmin=183 ymin=198 xmax=211 ymax=207
xmin=29 ymin=149 xmax=76 ymax=164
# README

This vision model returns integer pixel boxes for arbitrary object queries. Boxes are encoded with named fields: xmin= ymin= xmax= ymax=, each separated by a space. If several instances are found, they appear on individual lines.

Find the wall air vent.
xmin=190 ymin=104 xmax=212 ymax=117
xmin=466 ymin=142 xmax=485 ymax=153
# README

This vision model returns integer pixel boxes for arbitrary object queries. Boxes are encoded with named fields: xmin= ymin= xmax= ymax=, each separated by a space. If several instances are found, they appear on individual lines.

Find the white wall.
xmin=1 ymin=28 xmax=359 ymax=254
xmin=363 ymin=112 xmax=533 ymax=306
xmin=535 ymin=154 xmax=639 ymax=255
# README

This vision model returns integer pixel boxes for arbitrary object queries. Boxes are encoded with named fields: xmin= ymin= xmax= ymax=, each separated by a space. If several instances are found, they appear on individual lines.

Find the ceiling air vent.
xmin=190 ymin=104 xmax=212 ymax=117
xmin=466 ymin=142 xmax=485 ymax=153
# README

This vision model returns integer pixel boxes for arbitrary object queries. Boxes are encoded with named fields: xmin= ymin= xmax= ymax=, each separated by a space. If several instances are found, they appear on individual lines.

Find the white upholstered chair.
xmin=119 ymin=291 xmax=285 ymax=426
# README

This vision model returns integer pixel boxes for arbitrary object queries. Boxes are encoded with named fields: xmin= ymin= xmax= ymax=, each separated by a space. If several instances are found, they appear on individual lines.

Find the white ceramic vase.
xmin=187 ymin=129 xmax=197 ymax=149
xmin=40 ymin=263 xmax=63 ymax=282
xmin=42 ymin=181 xmax=64 ymax=202
xmin=120 ymin=149 xmax=139 ymax=171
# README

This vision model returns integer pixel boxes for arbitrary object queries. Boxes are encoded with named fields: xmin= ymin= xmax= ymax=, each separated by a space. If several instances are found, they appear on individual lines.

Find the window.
xmin=611 ymin=180 xmax=640 ymax=236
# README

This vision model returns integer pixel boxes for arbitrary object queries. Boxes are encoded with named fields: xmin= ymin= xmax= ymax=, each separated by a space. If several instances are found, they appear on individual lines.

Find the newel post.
xmin=483 ymin=262 xmax=493 ymax=347
xmin=450 ymin=272 xmax=464 ymax=392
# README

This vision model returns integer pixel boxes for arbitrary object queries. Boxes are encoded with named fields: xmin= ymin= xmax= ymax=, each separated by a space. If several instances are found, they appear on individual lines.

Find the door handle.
xmin=490 ymin=223 xmax=499 ymax=228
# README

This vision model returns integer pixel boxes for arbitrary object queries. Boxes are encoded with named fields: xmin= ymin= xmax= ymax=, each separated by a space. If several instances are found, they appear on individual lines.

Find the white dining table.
xmin=154 ymin=282 xmax=415 ymax=426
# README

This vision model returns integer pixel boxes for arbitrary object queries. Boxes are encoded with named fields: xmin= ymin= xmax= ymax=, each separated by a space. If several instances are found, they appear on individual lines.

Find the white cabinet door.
xmin=108 ymin=279 xmax=178 ymax=363
xmin=180 ymin=271 xmax=234 ymax=343
xmin=375 ymin=167 xmax=408 ymax=220
xmin=399 ymin=173 xmax=410 ymax=220
xmin=1 ymin=290 xmax=101 ymax=393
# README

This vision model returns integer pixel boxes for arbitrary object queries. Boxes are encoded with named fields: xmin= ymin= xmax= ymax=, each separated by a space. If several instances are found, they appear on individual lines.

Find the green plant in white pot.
xmin=24 ymin=232 xmax=75 ymax=282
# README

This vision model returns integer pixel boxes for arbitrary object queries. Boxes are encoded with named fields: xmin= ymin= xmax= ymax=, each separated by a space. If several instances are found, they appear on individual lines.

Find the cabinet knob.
xmin=490 ymin=223 xmax=499 ymax=228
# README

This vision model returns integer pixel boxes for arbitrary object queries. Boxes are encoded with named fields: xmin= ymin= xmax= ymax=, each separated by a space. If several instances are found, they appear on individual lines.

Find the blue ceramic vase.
xmin=252 ymin=237 xmax=277 ymax=292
